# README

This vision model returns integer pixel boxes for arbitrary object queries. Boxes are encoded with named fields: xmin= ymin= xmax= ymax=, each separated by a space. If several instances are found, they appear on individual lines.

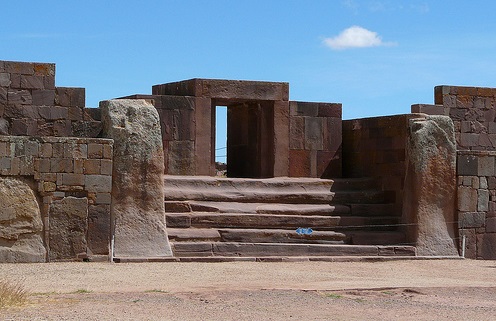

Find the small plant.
xmin=325 ymin=293 xmax=343 ymax=299
xmin=144 ymin=289 xmax=168 ymax=293
xmin=72 ymin=289 xmax=92 ymax=294
xmin=0 ymin=279 xmax=28 ymax=308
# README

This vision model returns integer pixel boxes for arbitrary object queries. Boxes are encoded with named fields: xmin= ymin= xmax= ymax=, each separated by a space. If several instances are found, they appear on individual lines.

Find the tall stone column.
xmin=101 ymin=99 xmax=172 ymax=258
xmin=403 ymin=115 xmax=458 ymax=256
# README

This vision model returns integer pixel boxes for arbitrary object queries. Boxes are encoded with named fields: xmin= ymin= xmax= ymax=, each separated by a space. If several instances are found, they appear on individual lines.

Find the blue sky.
xmin=2 ymin=1 xmax=496 ymax=159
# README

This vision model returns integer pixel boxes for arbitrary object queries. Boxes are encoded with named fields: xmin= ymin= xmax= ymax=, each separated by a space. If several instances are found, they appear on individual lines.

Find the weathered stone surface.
xmin=49 ymin=197 xmax=88 ymax=261
xmin=0 ymin=177 xmax=46 ymax=263
xmin=101 ymin=99 xmax=172 ymax=258
xmin=403 ymin=115 xmax=459 ymax=256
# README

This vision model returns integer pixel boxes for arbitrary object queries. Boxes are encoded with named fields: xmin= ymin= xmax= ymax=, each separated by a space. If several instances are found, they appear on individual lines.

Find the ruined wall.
xmin=412 ymin=85 xmax=496 ymax=259
xmin=342 ymin=114 xmax=424 ymax=215
xmin=0 ymin=136 xmax=112 ymax=261
xmin=0 ymin=61 xmax=101 ymax=138
xmin=457 ymin=151 xmax=496 ymax=259
xmin=0 ymin=60 xmax=111 ymax=262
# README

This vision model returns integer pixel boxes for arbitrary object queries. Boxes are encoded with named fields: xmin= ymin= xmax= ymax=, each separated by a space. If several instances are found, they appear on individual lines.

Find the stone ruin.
xmin=0 ymin=59 xmax=494 ymax=262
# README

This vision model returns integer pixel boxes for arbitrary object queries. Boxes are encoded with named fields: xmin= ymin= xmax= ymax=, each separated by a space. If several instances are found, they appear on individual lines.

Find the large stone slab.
xmin=403 ymin=115 xmax=459 ymax=256
xmin=49 ymin=197 xmax=88 ymax=261
xmin=101 ymin=99 xmax=172 ymax=258
xmin=0 ymin=177 xmax=46 ymax=263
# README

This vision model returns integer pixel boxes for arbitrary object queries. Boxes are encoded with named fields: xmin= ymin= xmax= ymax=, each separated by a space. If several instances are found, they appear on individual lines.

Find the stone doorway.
xmin=222 ymin=101 xmax=275 ymax=178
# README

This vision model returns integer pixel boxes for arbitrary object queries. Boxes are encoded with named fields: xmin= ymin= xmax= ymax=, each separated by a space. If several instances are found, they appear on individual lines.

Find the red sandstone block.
xmin=289 ymin=101 xmax=318 ymax=117
xmin=317 ymin=150 xmax=341 ymax=178
xmin=411 ymin=104 xmax=445 ymax=115
xmin=9 ymin=74 xmax=21 ymax=89
xmin=50 ymin=158 xmax=73 ymax=173
xmin=67 ymin=107 xmax=83 ymax=121
xmin=323 ymin=117 xmax=342 ymax=152
xmin=289 ymin=117 xmax=305 ymax=149
xmin=317 ymin=103 xmax=342 ymax=118
xmin=304 ymin=117 xmax=323 ymax=150
xmin=55 ymin=87 xmax=85 ymax=107
xmin=62 ymin=173 xmax=85 ymax=186
xmin=32 ymin=90 xmax=55 ymax=106
xmin=73 ymin=159 xmax=84 ymax=174
xmin=37 ymin=120 xmax=54 ymax=136
xmin=53 ymin=120 xmax=72 ymax=137
xmin=289 ymin=149 xmax=311 ymax=177
xmin=102 ymin=144 xmax=113 ymax=159
xmin=83 ymin=159 xmax=100 ymax=174
xmin=36 ymin=158 xmax=51 ymax=173
xmin=194 ymin=97 xmax=214 ymax=176
xmin=39 ymin=143 xmax=53 ymax=157
xmin=33 ymin=63 xmax=55 ymax=76
xmin=460 ymin=133 xmax=480 ymax=148
xmin=50 ymin=106 xmax=69 ymax=120
xmin=456 ymin=87 xmax=478 ymax=96
xmin=4 ymin=61 xmax=34 ymax=75
xmin=41 ymin=173 xmax=57 ymax=182
xmin=87 ymin=204 xmax=111 ymax=255
xmin=273 ymin=100 xmax=290 ymax=177
xmin=88 ymin=143 xmax=103 ymax=158
xmin=456 ymin=95 xmax=474 ymax=108
xmin=44 ymin=76 xmax=55 ymax=90
xmin=100 ymin=159 xmax=112 ymax=175
xmin=11 ymin=118 xmax=37 ymax=135
xmin=20 ymin=75 xmax=44 ymax=89
xmin=8 ymin=89 xmax=32 ymax=105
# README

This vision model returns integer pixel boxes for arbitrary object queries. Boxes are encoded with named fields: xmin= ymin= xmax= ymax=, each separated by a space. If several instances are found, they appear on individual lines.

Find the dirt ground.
xmin=0 ymin=259 xmax=495 ymax=320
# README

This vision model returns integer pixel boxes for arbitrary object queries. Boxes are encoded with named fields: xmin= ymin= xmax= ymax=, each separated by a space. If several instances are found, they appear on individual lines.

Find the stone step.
xmin=165 ymin=175 xmax=378 ymax=192
xmin=170 ymin=242 xmax=417 ymax=257
xmin=167 ymin=228 xmax=347 ymax=244
xmin=166 ymin=213 xmax=399 ymax=231
xmin=164 ymin=189 xmax=389 ymax=204
xmin=345 ymin=231 xmax=407 ymax=245
xmin=165 ymin=201 xmax=352 ymax=215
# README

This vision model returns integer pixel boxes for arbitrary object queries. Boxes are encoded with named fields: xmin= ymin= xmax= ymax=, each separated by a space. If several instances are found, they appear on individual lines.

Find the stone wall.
xmin=289 ymin=102 xmax=342 ymax=178
xmin=0 ymin=133 xmax=112 ymax=261
xmin=342 ymin=114 xmax=424 ymax=215
xmin=457 ymin=150 xmax=496 ymax=259
xmin=124 ymin=79 xmax=343 ymax=178
xmin=0 ymin=60 xmax=101 ymax=138
xmin=412 ymin=85 xmax=496 ymax=259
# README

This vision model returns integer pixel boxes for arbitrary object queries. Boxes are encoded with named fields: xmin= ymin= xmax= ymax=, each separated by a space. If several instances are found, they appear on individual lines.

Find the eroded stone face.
xmin=49 ymin=197 xmax=88 ymax=261
xmin=0 ymin=177 xmax=46 ymax=263
xmin=101 ymin=99 xmax=172 ymax=258
xmin=404 ymin=115 xmax=459 ymax=256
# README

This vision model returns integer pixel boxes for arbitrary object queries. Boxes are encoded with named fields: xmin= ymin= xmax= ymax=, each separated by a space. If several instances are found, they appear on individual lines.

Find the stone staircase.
xmin=163 ymin=175 xmax=416 ymax=261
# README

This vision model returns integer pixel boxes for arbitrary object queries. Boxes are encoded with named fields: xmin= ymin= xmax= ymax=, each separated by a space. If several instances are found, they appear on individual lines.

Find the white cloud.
xmin=323 ymin=26 xmax=394 ymax=50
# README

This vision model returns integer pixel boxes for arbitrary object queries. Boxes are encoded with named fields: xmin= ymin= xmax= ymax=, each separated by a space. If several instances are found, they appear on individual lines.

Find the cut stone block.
xmin=49 ymin=197 xmax=88 ymax=261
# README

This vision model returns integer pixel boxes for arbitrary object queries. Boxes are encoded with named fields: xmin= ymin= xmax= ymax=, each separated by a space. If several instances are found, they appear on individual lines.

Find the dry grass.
xmin=0 ymin=279 xmax=28 ymax=308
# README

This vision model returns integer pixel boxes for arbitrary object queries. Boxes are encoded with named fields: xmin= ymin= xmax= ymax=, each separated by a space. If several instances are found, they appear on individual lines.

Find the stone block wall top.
xmin=152 ymin=78 xmax=289 ymax=102
xmin=0 ymin=60 xmax=101 ymax=138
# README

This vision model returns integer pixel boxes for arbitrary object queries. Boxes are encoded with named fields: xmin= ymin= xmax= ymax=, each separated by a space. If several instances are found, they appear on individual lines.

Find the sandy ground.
xmin=0 ymin=259 xmax=495 ymax=320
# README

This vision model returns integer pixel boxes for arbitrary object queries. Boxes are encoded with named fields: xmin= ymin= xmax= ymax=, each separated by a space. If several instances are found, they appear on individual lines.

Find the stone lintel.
xmin=152 ymin=78 xmax=289 ymax=102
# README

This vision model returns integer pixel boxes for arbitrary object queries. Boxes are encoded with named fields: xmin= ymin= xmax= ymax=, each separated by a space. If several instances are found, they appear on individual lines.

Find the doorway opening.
xmin=217 ymin=101 xmax=275 ymax=178
xmin=215 ymin=106 xmax=227 ymax=176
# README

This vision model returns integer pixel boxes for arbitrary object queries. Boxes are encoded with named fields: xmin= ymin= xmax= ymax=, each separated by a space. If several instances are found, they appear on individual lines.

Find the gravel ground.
xmin=1 ymin=259 xmax=495 ymax=320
